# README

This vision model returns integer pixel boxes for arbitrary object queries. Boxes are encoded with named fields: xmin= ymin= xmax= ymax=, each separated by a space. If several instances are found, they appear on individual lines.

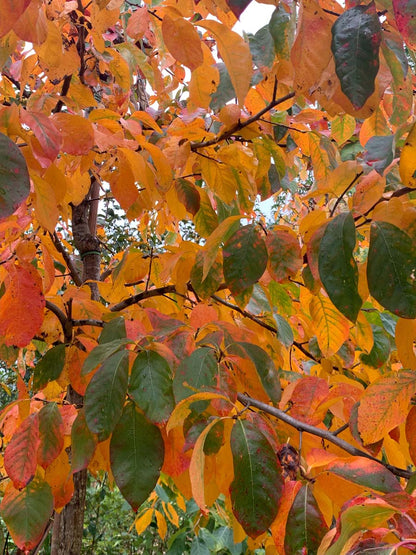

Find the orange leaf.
xmin=198 ymin=19 xmax=252 ymax=106
xmin=270 ymin=481 xmax=302 ymax=553
xmin=0 ymin=262 xmax=45 ymax=347
xmin=396 ymin=318 xmax=416 ymax=370
xmin=52 ymin=113 xmax=94 ymax=155
xmin=358 ymin=370 xmax=416 ymax=444
xmin=4 ymin=413 xmax=39 ymax=489
xmin=405 ymin=405 xmax=416 ymax=466
xmin=289 ymin=376 xmax=330 ymax=425
xmin=0 ymin=0 xmax=31 ymax=37
xmin=162 ymin=15 xmax=203 ymax=71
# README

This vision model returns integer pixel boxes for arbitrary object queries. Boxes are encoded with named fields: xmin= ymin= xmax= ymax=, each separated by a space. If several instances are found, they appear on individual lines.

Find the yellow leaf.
xmin=198 ymin=19 xmax=252 ymax=106
xmin=154 ymin=510 xmax=168 ymax=540
xmin=199 ymin=153 xmax=238 ymax=204
xmin=32 ymin=174 xmax=58 ymax=233
xmin=143 ymin=142 xmax=173 ymax=192
xmin=330 ymin=114 xmax=356 ymax=145
xmin=135 ymin=508 xmax=153 ymax=535
xmin=189 ymin=42 xmax=219 ymax=110
xmin=162 ymin=15 xmax=203 ymax=70
xmin=399 ymin=122 xmax=416 ymax=189
xmin=309 ymin=295 xmax=350 ymax=357
xmin=129 ymin=110 xmax=163 ymax=134
xmin=167 ymin=392 xmax=232 ymax=433
xmin=396 ymin=318 xmax=416 ymax=370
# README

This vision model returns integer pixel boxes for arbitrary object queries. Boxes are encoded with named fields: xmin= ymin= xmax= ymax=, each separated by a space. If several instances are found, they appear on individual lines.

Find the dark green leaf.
xmin=33 ymin=344 xmax=66 ymax=391
xmin=99 ymin=317 xmax=126 ymax=344
xmin=71 ymin=410 xmax=96 ymax=473
xmin=367 ymin=221 xmax=416 ymax=318
xmin=223 ymin=224 xmax=267 ymax=296
xmin=230 ymin=419 xmax=283 ymax=537
xmin=0 ymin=132 xmax=30 ymax=219
xmin=331 ymin=4 xmax=381 ymax=109
xmin=85 ymin=350 xmax=129 ymax=441
xmin=173 ymin=347 xmax=218 ymax=403
xmin=360 ymin=325 xmax=390 ymax=368
xmin=319 ymin=212 xmax=362 ymax=323
xmin=284 ymin=484 xmax=327 ymax=555
xmin=230 ymin=342 xmax=281 ymax=403
xmin=129 ymin=350 xmax=174 ymax=424
xmin=274 ymin=313 xmax=294 ymax=348
xmin=81 ymin=338 xmax=130 ymax=376
xmin=0 ymin=479 xmax=53 ymax=551
xmin=110 ymin=402 xmax=164 ymax=511
xmin=269 ymin=5 xmax=293 ymax=59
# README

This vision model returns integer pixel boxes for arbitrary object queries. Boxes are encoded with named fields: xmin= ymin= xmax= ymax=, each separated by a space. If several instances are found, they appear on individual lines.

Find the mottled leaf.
xmin=393 ymin=0 xmax=416 ymax=49
xmin=331 ymin=4 xmax=382 ymax=109
xmin=4 ymin=413 xmax=39 ymax=489
xmin=223 ymin=224 xmax=267 ymax=296
xmin=110 ymin=402 xmax=164 ymax=511
xmin=284 ymin=484 xmax=327 ymax=555
xmin=266 ymin=225 xmax=302 ymax=283
xmin=37 ymin=403 xmax=64 ymax=469
xmin=33 ymin=344 xmax=65 ymax=391
xmin=309 ymin=294 xmax=350 ymax=356
xmin=71 ymin=410 xmax=96 ymax=473
xmin=173 ymin=347 xmax=218 ymax=403
xmin=326 ymin=457 xmax=401 ymax=493
xmin=230 ymin=419 xmax=283 ymax=537
xmin=129 ymin=350 xmax=174 ymax=424
xmin=367 ymin=221 xmax=416 ymax=318
xmin=85 ymin=350 xmax=129 ymax=441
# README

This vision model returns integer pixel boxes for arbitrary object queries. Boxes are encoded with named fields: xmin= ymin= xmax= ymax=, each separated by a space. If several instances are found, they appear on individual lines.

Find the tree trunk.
xmin=51 ymin=181 xmax=101 ymax=554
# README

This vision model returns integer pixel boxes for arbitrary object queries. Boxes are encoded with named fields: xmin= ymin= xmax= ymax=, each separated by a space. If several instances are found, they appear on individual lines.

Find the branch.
xmin=72 ymin=319 xmax=104 ymax=328
xmin=52 ymin=74 xmax=72 ymax=114
xmin=354 ymin=186 xmax=415 ymax=223
xmin=45 ymin=300 xmax=72 ymax=342
xmin=330 ymin=171 xmax=363 ymax=217
xmin=191 ymin=90 xmax=296 ymax=150
xmin=50 ymin=232 xmax=83 ymax=287
xmin=237 ymin=393 xmax=412 ymax=480
xmin=110 ymin=285 xmax=180 ymax=312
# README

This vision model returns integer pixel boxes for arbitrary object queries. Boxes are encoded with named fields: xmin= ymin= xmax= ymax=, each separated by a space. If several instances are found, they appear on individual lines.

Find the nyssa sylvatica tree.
xmin=0 ymin=0 xmax=416 ymax=553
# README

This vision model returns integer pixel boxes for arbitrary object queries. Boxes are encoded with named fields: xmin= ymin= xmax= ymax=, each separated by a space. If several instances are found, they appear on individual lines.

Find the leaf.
xmin=190 ymin=250 xmax=223 ymax=300
xmin=198 ymin=20 xmax=252 ymax=106
xmin=201 ymin=215 xmax=242 ymax=280
xmin=359 ymin=325 xmax=390 ymax=368
xmin=0 ymin=479 xmax=53 ymax=551
xmin=110 ymin=402 xmax=164 ymax=512
xmin=162 ymin=16 xmax=203 ymax=71
xmin=20 ymin=110 xmax=62 ymax=167
xmin=0 ymin=131 xmax=30 ymax=218
xmin=274 ymin=313 xmax=294 ymax=348
xmin=318 ymin=212 xmax=362 ymax=323
xmin=173 ymin=347 xmax=218 ymax=403
xmin=269 ymin=5 xmax=293 ymax=60
xmin=0 ymin=263 xmax=45 ymax=348
xmin=309 ymin=294 xmax=350 ymax=357
xmin=0 ymin=0 xmax=31 ymax=37
xmin=399 ymin=122 xmax=416 ymax=189
xmin=225 ymin=0 xmax=253 ymax=18
xmin=395 ymin=318 xmax=416 ymax=370
xmin=51 ymin=113 xmax=94 ymax=155
xmin=175 ymin=179 xmax=201 ymax=216
xmin=331 ymin=4 xmax=382 ymax=109
xmin=37 ymin=403 xmax=64 ymax=469
xmin=4 ymin=413 xmax=39 ymax=489
xmin=364 ymin=135 xmax=395 ymax=176
xmin=84 ymin=350 xmax=129 ymax=441
xmin=358 ymin=370 xmax=416 ymax=444
xmin=326 ymin=457 xmax=401 ymax=493
xmin=248 ymin=26 xmax=275 ymax=70
xmin=129 ymin=350 xmax=174 ymax=424
xmin=71 ymin=410 xmax=96 ymax=473
xmin=33 ymin=344 xmax=66 ymax=390
xmin=99 ymin=317 xmax=126 ymax=345
xmin=81 ymin=338 xmax=130 ymax=376
xmin=209 ymin=63 xmax=236 ymax=112
xmin=284 ymin=484 xmax=327 ymax=555
xmin=230 ymin=418 xmax=283 ymax=537
xmin=230 ymin=342 xmax=281 ymax=403
xmin=405 ymin=405 xmax=416 ymax=466
xmin=393 ymin=0 xmax=416 ymax=49
xmin=330 ymin=114 xmax=356 ymax=145
xmin=266 ymin=225 xmax=302 ymax=283
xmin=367 ymin=221 xmax=416 ymax=318
xmin=325 ymin=499 xmax=395 ymax=555
xmin=223 ymin=224 xmax=267 ymax=296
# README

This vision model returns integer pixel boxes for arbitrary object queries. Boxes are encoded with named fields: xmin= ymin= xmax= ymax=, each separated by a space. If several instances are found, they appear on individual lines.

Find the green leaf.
xmin=71 ymin=410 xmax=96 ymax=473
xmin=0 ymin=479 xmax=53 ymax=552
xmin=230 ymin=342 xmax=281 ymax=403
xmin=173 ymin=347 xmax=218 ymax=403
xmin=0 ymin=132 xmax=30 ymax=219
xmin=84 ymin=350 xmax=129 ymax=441
xmin=319 ymin=212 xmax=362 ymax=323
xmin=110 ymin=402 xmax=164 ymax=512
xmin=190 ymin=250 xmax=223 ymax=300
xmin=129 ymin=350 xmax=174 ymax=424
xmin=360 ymin=325 xmax=390 ymax=368
xmin=230 ymin=419 xmax=283 ymax=537
xmin=99 ymin=317 xmax=126 ymax=344
xmin=284 ymin=484 xmax=327 ymax=555
xmin=248 ymin=26 xmax=274 ymax=70
xmin=33 ymin=343 xmax=66 ymax=390
xmin=367 ymin=221 xmax=416 ymax=318
xmin=364 ymin=135 xmax=395 ymax=175
xmin=331 ymin=4 xmax=381 ymax=109
xmin=37 ymin=403 xmax=64 ymax=469
xmin=269 ymin=5 xmax=293 ymax=60
xmin=210 ymin=63 xmax=236 ymax=112
xmin=81 ymin=338 xmax=130 ymax=376
xmin=223 ymin=224 xmax=267 ymax=296
xmin=274 ymin=313 xmax=294 ymax=348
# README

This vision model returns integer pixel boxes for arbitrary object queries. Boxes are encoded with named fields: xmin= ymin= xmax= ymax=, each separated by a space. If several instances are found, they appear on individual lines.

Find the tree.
xmin=0 ymin=0 xmax=416 ymax=552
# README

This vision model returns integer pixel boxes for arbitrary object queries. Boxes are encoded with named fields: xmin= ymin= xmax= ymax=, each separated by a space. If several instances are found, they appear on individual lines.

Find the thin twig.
xmin=52 ymin=74 xmax=72 ymax=114
xmin=236 ymin=393 xmax=412 ymax=480
xmin=330 ymin=171 xmax=363 ymax=217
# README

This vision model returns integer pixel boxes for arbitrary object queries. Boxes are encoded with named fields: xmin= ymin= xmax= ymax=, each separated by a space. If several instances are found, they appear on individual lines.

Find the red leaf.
xmin=4 ymin=413 xmax=40 ymax=489
xmin=20 ymin=110 xmax=62 ymax=167
xmin=0 ymin=262 xmax=45 ymax=347
xmin=393 ymin=0 xmax=416 ymax=49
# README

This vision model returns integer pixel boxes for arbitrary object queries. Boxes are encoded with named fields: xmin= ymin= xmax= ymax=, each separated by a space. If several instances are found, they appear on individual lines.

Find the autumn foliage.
xmin=1 ymin=0 xmax=416 ymax=553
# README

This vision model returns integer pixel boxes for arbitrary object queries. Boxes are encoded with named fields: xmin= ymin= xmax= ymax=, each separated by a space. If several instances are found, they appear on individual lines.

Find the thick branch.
xmin=237 ymin=393 xmax=412 ymax=480
xmin=191 ymin=91 xmax=296 ymax=150
xmin=110 ymin=285 xmax=180 ymax=312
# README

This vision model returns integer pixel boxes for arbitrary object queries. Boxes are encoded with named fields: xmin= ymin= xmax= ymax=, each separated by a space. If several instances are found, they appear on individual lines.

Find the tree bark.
xmin=51 ymin=181 xmax=101 ymax=554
